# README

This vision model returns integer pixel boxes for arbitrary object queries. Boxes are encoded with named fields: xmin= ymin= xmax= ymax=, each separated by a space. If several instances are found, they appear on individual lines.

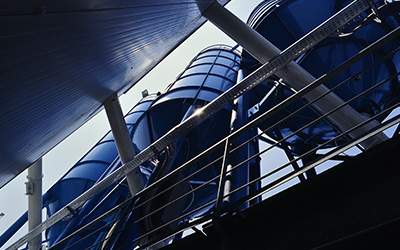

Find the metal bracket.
xmin=247 ymin=81 xmax=280 ymax=118
xmin=248 ymin=103 xmax=260 ymax=117
xmin=25 ymin=181 xmax=33 ymax=195
xmin=367 ymin=0 xmax=381 ymax=17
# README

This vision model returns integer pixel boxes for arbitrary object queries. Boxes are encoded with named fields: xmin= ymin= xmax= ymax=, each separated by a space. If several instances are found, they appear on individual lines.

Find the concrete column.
xmin=26 ymin=158 xmax=43 ymax=250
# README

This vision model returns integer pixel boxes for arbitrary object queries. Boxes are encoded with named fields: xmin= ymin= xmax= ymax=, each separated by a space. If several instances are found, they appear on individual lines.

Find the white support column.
xmin=104 ymin=94 xmax=146 ymax=195
xmin=26 ymin=158 xmax=42 ymax=250
xmin=203 ymin=2 xmax=387 ymax=149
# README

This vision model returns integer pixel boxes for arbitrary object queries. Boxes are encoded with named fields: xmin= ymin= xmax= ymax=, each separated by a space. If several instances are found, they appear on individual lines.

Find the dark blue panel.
xmin=203 ymin=75 xmax=235 ymax=92
xmin=181 ymin=64 xmax=214 ymax=77
xmin=215 ymin=56 xmax=239 ymax=66
xmin=197 ymin=89 xmax=222 ymax=101
xmin=219 ymin=50 xmax=241 ymax=60
xmin=63 ymin=162 xmax=111 ymax=182
xmin=80 ymin=141 xmax=118 ymax=164
xmin=132 ymin=114 xmax=152 ymax=152
xmin=101 ymin=131 xmax=115 ymax=142
xmin=191 ymin=56 xmax=218 ymax=65
xmin=171 ymin=75 xmax=208 ymax=90
xmin=125 ymin=112 xmax=145 ymax=125
xmin=197 ymin=50 xmax=221 ymax=57
xmin=210 ymin=64 xmax=237 ymax=77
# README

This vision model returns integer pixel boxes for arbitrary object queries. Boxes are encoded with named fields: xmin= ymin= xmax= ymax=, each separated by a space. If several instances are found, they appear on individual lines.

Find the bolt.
xmin=36 ymin=6 xmax=47 ymax=15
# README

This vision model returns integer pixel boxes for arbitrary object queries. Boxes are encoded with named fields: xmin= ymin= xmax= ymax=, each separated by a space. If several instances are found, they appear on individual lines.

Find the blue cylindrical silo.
xmin=44 ymin=93 xmax=158 ymax=247
xmin=111 ymin=45 xmax=244 ymax=248
xmin=44 ymin=133 xmax=118 ymax=245
xmin=241 ymin=0 xmax=400 ymax=153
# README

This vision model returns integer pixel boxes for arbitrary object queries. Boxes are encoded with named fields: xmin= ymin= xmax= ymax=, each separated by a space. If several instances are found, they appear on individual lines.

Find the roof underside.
xmin=0 ymin=0 xmax=229 ymax=188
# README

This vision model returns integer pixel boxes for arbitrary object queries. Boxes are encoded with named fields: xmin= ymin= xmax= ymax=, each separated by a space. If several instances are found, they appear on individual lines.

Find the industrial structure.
xmin=1 ymin=0 xmax=400 ymax=249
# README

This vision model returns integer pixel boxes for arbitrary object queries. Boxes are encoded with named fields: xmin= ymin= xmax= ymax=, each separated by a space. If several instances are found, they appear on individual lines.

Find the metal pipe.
xmin=104 ymin=94 xmax=146 ymax=195
xmin=224 ymin=95 xmax=251 ymax=208
xmin=26 ymin=158 xmax=43 ymax=250
xmin=215 ymin=138 xmax=232 ymax=214
xmin=202 ymin=1 xmax=388 ymax=149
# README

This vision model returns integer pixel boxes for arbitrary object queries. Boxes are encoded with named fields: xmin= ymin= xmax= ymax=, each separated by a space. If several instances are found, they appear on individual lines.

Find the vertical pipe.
xmin=202 ymin=2 xmax=388 ymax=149
xmin=104 ymin=94 xmax=146 ymax=196
xmin=26 ymin=158 xmax=43 ymax=250
xmin=215 ymin=138 xmax=231 ymax=214
xmin=226 ymin=96 xmax=250 ymax=208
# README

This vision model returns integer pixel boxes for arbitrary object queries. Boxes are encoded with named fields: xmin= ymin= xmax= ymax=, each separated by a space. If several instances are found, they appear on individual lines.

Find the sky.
xmin=0 ymin=0 xmax=263 ymax=248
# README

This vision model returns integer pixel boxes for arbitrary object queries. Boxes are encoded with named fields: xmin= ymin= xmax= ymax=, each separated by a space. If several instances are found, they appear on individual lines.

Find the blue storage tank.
xmin=241 ymin=0 xmax=400 ymax=153
xmin=43 ymin=45 xmax=245 ymax=249
xmin=44 ymin=93 xmax=158 ymax=247
xmin=110 ymin=45 xmax=243 ymax=248
xmin=44 ymin=134 xmax=118 ymax=245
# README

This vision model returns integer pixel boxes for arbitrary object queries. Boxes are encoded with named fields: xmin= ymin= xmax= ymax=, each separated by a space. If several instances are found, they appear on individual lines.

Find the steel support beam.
xmin=26 ymin=158 xmax=42 ymax=250
xmin=104 ymin=94 xmax=146 ymax=195
xmin=202 ymin=2 xmax=388 ymax=149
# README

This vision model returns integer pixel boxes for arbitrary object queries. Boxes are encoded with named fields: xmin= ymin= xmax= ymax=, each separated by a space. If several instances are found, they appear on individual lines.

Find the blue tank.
xmin=44 ymin=93 xmax=157 ymax=247
xmin=43 ymin=45 xmax=245 ymax=249
xmin=241 ymin=0 xmax=400 ymax=153
xmin=44 ymin=133 xmax=118 ymax=245
xmin=110 ymin=45 xmax=243 ymax=248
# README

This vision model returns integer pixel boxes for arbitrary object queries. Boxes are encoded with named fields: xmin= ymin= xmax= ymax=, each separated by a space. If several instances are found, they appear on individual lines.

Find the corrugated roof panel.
xmin=0 ymin=0 xmax=229 ymax=188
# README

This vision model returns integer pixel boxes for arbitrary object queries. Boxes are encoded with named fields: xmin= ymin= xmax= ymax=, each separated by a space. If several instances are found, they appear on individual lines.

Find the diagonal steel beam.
xmin=104 ymin=94 xmax=146 ymax=195
xmin=202 ymin=0 xmax=388 ymax=149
